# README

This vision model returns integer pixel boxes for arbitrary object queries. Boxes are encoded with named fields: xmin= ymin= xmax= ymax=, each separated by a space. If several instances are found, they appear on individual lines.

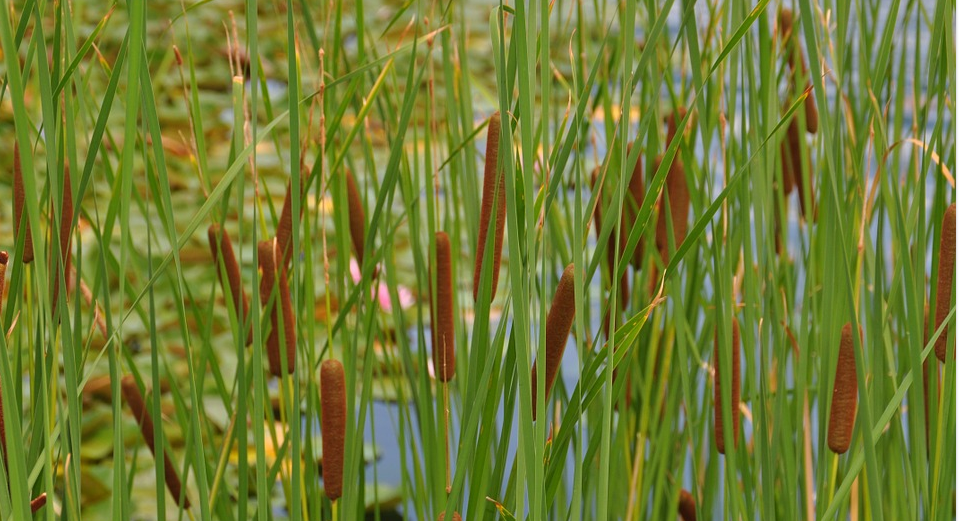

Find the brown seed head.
xmin=30 ymin=493 xmax=46 ymax=514
xmin=934 ymin=204 xmax=955 ymax=362
xmin=532 ymin=264 xmax=577 ymax=421
xmin=678 ymin=489 xmax=696 ymax=521
xmin=473 ymin=111 xmax=506 ymax=302
xmin=120 ymin=375 xmax=191 ymax=508
xmin=320 ymin=359 xmax=346 ymax=501
xmin=208 ymin=224 xmax=252 ymax=345
xmin=714 ymin=317 xmax=741 ymax=454
xmin=52 ymin=166 xmax=74 ymax=317
xmin=13 ymin=143 xmax=34 ymax=264
xmin=344 ymin=169 xmax=367 ymax=268
xmin=258 ymin=241 xmax=295 ymax=376
xmin=828 ymin=323 xmax=859 ymax=454
xmin=432 ymin=232 xmax=456 ymax=381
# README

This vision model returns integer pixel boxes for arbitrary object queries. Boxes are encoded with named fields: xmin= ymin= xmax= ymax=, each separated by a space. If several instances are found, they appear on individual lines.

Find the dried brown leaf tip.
xmin=437 ymin=512 xmax=462 ymax=521
xmin=320 ymin=359 xmax=346 ymax=501
xmin=13 ymin=143 xmax=34 ymax=264
xmin=714 ymin=317 xmax=741 ymax=454
xmin=120 ymin=375 xmax=191 ymax=508
xmin=258 ymin=240 xmax=296 ymax=377
xmin=934 ymin=203 xmax=955 ymax=362
xmin=208 ymin=224 xmax=252 ymax=345
xmin=432 ymin=232 xmax=456 ymax=382
xmin=473 ymin=111 xmax=506 ymax=302
xmin=532 ymin=264 xmax=577 ymax=421
xmin=678 ymin=489 xmax=696 ymax=521
xmin=828 ymin=323 xmax=859 ymax=454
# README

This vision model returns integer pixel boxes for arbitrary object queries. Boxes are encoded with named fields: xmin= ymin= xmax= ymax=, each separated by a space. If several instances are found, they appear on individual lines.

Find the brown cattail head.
xmin=120 ymin=375 xmax=191 ymax=508
xmin=320 ymin=359 xmax=346 ymax=501
xmin=653 ymin=110 xmax=690 ymax=264
xmin=258 ymin=241 xmax=296 ymax=376
xmin=208 ymin=224 xmax=252 ymax=345
xmin=777 ymin=8 xmax=794 ymax=42
xmin=13 ymin=144 xmax=34 ymax=264
xmin=714 ymin=317 xmax=741 ymax=454
xmin=437 ymin=512 xmax=462 ymax=521
xmin=30 ymin=493 xmax=46 ymax=514
xmin=344 ymin=169 xmax=367 ymax=268
xmin=0 ymin=251 xmax=7 ymax=318
xmin=532 ymin=264 xmax=577 ymax=421
xmin=802 ymin=87 xmax=819 ymax=135
xmin=934 ymin=204 xmax=956 ymax=362
xmin=276 ymin=180 xmax=306 ymax=271
xmin=590 ymin=168 xmax=630 ymax=312
xmin=626 ymin=142 xmax=645 ymax=268
xmin=473 ymin=111 xmax=506 ymax=303
xmin=678 ymin=489 xmax=696 ymax=521
xmin=828 ymin=323 xmax=859 ymax=454
xmin=51 ymin=165 xmax=74 ymax=317
xmin=432 ymin=232 xmax=456 ymax=381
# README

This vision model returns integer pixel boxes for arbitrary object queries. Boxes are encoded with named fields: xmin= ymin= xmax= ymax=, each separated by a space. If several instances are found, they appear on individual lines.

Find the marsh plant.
xmin=0 ymin=0 xmax=954 ymax=519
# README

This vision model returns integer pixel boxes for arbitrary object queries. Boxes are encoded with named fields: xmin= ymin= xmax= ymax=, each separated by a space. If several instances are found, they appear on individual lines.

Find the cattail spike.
xmin=828 ymin=323 xmax=859 ymax=454
xmin=934 ymin=204 xmax=955 ymax=362
xmin=258 ymin=241 xmax=296 ymax=376
xmin=473 ymin=111 xmax=506 ymax=302
xmin=714 ymin=317 xmax=741 ymax=454
xmin=678 ymin=489 xmax=696 ymax=521
xmin=432 ymin=232 xmax=456 ymax=381
xmin=30 ymin=493 xmax=46 ymax=513
xmin=344 ymin=169 xmax=367 ymax=268
xmin=52 ymin=165 xmax=74 ymax=317
xmin=320 ymin=359 xmax=346 ymax=501
xmin=13 ymin=144 xmax=34 ymax=264
xmin=120 ymin=375 xmax=191 ymax=508
xmin=627 ymin=143 xmax=645 ymax=268
xmin=0 ymin=251 xmax=7 ymax=318
xmin=208 ymin=224 xmax=252 ymax=345
xmin=655 ymin=111 xmax=690 ymax=265
xmin=276 ymin=180 xmax=306 ymax=271
xmin=531 ymin=264 xmax=577 ymax=421
xmin=590 ymin=168 xmax=630 ymax=314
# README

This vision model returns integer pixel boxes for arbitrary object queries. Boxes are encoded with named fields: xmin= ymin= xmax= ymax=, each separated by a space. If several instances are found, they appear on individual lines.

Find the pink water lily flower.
xmin=350 ymin=258 xmax=415 ymax=312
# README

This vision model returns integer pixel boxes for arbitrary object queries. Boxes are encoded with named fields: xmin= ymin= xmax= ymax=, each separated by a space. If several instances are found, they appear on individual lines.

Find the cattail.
xmin=531 ymin=264 xmax=576 ymax=421
xmin=781 ymin=114 xmax=814 ymax=219
xmin=473 ymin=111 xmax=506 ymax=302
xmin=934 ymin=204 xmax=955 ymax=362
xmin=13 ymin=144 xmax=33 ymax=264
xmin=258 ymin=241 xmax=296 ymax=376
xmin=803 ymin=87 xmax=819 ymax=135
xmin=828 ymin=323 xmax=858 ymax=454
xmin=30 ymin=493 xmax=46 ymax=513
xmin=51 ymin=165 xmax=74 ymax=317
xmin=778 ymin=8 xmax=818 ymax=135
xmin=320 ymin=359 xmax=346 ymax=501
xmin=276 ymin=180 xmax=306 ymax=271
xmin=714 ymin=317 xmax=741 ymax=454
xmin=590 ymin=168 xmax=629 ymax=312
xmin=208 ymin=224 xmax=252 ymax=345
xmin=655 ymin=110 xmax=690 ymax=264
xmin=0 ymin=251 xmax=7 ymax=318
xmin=626 ymin=142 xmax=645 ymax=268
xmin=120 ymin=375 xmax=190 ymax=508
xmin=678 ymin=489 xmax=696 ymax=521
xmin=431 ymin=232 xmax=456 ymax=381
xmin=344 ymin=169 xmax=367 ymax=268
xmin=437 ymin=512 xmax=462 ymax=521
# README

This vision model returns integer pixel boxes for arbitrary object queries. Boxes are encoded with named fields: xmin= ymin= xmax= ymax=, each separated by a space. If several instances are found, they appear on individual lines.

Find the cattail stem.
xmin=120 ymin=375 xmax=191 ymax=508
xmin=714 ymin=317 xmax=741 ymax=454
xmin=51 ymin=165 xmax=74 ymax=318
xmin=473 ymin=111 xmax=506 ymax=302
xmin=320 ymin=359 xmax=346 ymax=501
xmin=828 ymin=323 xmax=858 ymax=454
xmin=13 ymin=144 xmax=34 ymax=264
xmin=258 ymin=240 xmax=296 ymax=376
xmin=432 ymin=232 xmax=456 ymax=381
xmin=934 ymin=204 xmax=955 ymax=362
xmin=531 ymin=264 xmax=576 ymax=421
xmin=208 ymin=224 xmax=252 ymax=345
